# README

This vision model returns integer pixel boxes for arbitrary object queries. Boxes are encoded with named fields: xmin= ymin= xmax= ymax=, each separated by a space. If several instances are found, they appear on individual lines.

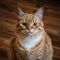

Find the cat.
xmin=14 ymin=7 xmax=53 ymax=60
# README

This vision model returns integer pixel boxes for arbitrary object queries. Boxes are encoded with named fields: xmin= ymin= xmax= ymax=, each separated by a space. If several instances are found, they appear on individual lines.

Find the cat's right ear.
xmin=17 ymin=8 xmax=24 ymax=19
xmin=34 ymin=7 xmax=44 ymax=20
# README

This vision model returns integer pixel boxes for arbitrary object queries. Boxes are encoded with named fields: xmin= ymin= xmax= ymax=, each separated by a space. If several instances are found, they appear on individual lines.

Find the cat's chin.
xmin=27 ymin=32 xmax=39 ymax=36
xmin=24 ymin=32 xmax=35 ymax=36
xmin=27 ymin=33 xmax=33 ymax=36
xmin=20 ymin=32 xmax=34 ymax=36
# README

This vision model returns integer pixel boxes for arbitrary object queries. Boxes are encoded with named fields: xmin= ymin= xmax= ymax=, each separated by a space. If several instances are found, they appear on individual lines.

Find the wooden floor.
xmin=0 ymin=0 xmax=60 ymax=60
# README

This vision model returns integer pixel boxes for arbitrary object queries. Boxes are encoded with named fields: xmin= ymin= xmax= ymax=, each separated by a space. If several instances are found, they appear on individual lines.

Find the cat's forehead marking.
xmin=24 ymin=14 xmax=34 ymax=21
xmin=22 ymin=14 xmax=39 ymax=22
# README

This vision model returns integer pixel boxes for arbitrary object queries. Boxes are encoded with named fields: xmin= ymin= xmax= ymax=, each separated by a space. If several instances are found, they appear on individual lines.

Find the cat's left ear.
xmin=35 ymin=7 xmax=44 ymax=19
xmin=17 ymin=8 xmax=24 ymax=19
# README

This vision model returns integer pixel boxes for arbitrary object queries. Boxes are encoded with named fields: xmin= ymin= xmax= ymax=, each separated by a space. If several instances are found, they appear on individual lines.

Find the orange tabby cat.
xmin=14 ymin=7 xmax=53 ymax=60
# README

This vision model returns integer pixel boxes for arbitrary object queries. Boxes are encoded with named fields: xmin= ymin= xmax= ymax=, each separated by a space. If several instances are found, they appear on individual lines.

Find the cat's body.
xmin=14 ymin=7 xmax=53 ymax=60
xmin=14 ymin=30 xmax=53 ymax=60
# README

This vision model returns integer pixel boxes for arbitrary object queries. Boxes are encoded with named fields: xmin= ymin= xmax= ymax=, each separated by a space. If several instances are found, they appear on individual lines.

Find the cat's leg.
xmin=44 ymin=34 xmax=53 ymax=60
xmin=45 ymin=49 xmax=53 ymax=60
xmin=45 ymin=54 xmax=53 ymax=60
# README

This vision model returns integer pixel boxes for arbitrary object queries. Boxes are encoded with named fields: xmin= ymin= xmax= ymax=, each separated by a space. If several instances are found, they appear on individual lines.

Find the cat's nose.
xmin=27 ymin=26 xmax=33 ymax=32
xmin=29 ymin=29 xmax=33 ymax=32
xmin=27 ymin=26 xmax=31 ymax=30
xmin=27 ymin=29 xmax=33 ymax=33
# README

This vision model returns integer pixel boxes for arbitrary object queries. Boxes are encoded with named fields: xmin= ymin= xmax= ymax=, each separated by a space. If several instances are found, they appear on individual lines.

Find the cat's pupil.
xmin=33 ymin=22 xmax=36 ymax=26
xmin=22 ymin=23 xmax=27 ymax=26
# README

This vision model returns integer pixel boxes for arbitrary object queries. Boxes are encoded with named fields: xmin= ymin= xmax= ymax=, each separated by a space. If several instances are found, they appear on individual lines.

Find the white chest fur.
xmin=19 ymin=33 xmax=43 ymax=51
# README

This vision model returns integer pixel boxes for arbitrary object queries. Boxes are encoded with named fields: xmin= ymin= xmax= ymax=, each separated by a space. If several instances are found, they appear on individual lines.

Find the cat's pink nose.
xmin=27 ymin=26 xmax=31 ymax=30
xmin=27 ymin=29 xmax=33 ymax=33
xmin=26 ymin=26 xmax=34 ymax=32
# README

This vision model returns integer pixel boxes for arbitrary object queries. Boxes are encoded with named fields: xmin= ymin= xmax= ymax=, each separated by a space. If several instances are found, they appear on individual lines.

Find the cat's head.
xmin=17 ymin=7 xmax=44 ymax=36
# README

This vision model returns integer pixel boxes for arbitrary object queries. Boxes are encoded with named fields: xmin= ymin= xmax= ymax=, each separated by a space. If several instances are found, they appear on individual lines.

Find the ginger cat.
xmin=14 ymin=7 xmax=53 ymax=60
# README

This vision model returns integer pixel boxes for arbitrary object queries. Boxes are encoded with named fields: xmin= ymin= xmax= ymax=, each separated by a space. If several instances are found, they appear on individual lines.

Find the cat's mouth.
xmin=27 ymin=31 xmax=34 ymax=36
xmin=27 ymin=32 xmax=33 ymax=36
xmin=26 ymin=29 xmax=39 ymax=36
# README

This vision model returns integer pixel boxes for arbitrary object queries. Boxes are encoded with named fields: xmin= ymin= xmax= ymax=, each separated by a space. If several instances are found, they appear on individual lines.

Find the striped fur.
xmin=14 ymin=8 xmax=53 ymax=60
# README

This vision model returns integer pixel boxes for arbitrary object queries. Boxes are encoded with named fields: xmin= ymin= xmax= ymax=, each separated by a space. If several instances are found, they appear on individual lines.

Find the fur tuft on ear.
xmin=17 ymin=8 xmax=24 ymax=19
xmin=35 ymin=7 xmax=44 ymax=19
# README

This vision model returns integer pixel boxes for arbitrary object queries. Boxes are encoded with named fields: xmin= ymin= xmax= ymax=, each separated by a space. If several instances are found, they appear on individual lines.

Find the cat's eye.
xmin=22 ymin=23 xmax=27 ymax=26
xmin=33 ymin=23 xmax=37 ymax=26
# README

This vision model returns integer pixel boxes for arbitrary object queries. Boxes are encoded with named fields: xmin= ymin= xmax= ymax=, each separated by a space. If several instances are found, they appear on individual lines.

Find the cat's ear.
xmin=17 ymin=8 xmax=24 ymax=19
xmin=35 ymin=7 xmax=44 ymax=19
